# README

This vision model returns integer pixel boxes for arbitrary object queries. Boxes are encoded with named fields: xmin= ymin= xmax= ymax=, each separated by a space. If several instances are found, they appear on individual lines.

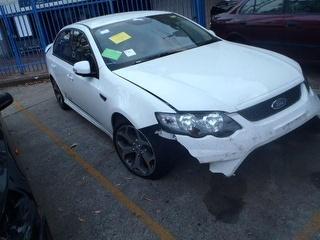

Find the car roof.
xmin=74 ymin=11 xmax=170 ymax=29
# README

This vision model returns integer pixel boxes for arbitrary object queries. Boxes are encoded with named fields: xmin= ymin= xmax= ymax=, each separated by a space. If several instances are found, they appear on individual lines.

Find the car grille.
xmin=238 ymin=85 xmax=302 ymax=122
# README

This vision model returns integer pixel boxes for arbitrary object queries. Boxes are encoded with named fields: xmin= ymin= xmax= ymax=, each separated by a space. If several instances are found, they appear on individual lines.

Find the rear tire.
xmin=113 ymin=119 xmax=173 ymax=179
xmin=51 ymin=79 xmax=70 ymax=110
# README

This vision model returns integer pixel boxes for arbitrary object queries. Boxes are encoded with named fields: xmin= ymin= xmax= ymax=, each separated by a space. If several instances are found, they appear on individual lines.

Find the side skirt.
xmin=64 ymin=98 xmax=113 ymax=139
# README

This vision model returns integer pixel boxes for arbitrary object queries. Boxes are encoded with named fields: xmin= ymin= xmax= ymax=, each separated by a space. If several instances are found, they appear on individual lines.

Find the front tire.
xmin=113 ymin=122 xmax=172 ymax=179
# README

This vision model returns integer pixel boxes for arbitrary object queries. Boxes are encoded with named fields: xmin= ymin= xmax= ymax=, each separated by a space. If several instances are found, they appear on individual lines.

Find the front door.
xmin=68 ymin=29 xmax=108 ymax=128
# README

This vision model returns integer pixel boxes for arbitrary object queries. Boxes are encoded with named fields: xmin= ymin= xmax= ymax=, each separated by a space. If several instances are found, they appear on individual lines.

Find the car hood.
xmin=114 ymin=41 xmax=303 ymax=112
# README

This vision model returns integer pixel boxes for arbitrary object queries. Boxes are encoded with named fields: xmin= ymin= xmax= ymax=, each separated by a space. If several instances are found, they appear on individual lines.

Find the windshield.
xmin=92 ymin=13 xmax=220 ymax=71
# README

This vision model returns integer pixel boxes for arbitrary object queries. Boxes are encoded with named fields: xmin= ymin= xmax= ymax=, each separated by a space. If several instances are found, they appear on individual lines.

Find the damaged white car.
xmin=46 ymin=11 xmax=320 ymax=179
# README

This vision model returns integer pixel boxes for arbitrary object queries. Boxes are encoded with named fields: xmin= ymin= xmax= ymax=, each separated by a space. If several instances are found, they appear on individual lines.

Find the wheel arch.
xmin=49 ymin=74 xmax=65 ymax=96
xmin=111 ymin=112 xmax=131 ymax=130
xmin=49 ymin=74 xmax=55 ymax=82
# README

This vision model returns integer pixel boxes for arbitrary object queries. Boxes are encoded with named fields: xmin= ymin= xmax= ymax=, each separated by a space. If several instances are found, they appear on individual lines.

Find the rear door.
xmin=234 ymin=0 xmax=287 ymax=53
xmin=51 ymin=29 xmax=75 ymax=101
xmin=283 ymin=0 xmax=320 ymax=63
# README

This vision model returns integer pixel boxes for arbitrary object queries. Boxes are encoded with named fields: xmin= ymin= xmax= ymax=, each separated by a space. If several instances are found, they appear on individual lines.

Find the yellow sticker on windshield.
xmin=109 ymin=32 xmax=132 ymax=44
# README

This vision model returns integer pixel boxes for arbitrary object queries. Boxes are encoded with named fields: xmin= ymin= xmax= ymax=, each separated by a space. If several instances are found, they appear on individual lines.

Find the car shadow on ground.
xmin=173 ymin=117 xmax=320 ymax=224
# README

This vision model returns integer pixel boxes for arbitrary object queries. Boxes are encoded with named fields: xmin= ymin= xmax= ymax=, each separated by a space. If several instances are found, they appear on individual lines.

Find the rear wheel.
xmin=51 ymin=79 xmax=70 ymax=110
xmin=113 ymin=121 xmax=173 ymax=179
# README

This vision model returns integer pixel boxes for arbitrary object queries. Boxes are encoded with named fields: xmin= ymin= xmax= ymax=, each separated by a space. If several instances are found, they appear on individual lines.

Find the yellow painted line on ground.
xmin=14 ymin=100 xmax=175 ymax=240
xmin=295 ymin=213 xmax=320 ymax=240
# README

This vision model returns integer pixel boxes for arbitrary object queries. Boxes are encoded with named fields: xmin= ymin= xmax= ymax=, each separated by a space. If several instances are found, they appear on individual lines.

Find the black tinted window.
xmin=287 ymin=0 xmax=320 ymax=14
xmin=240 ymin=0 xmax=284 ymax=14
xmin=53 ymin=29 xmax=73 ymax=63
xmin=72 ymin=30 xmax=98 ymax=74
xmin=255 ymin=0 xmax=284 ymax=14
xmin=72 ymin=30 xmax=92 ymax=62
xmin=240 ymin=0 xmax=255 ymax=14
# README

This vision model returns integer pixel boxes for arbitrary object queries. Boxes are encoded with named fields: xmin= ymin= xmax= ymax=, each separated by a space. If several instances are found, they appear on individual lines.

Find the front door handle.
xmin=99 ymin=93 xmax=107 ymax=102
xmin=67 ymin=74 xmax=74 ymax=81
xmin=50 ymin=63 xmax=56 ymax=68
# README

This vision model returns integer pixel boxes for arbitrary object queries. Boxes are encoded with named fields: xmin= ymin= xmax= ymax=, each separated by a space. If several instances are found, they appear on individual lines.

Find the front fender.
xmin=107 ymin=74 xmax=176 ymax=133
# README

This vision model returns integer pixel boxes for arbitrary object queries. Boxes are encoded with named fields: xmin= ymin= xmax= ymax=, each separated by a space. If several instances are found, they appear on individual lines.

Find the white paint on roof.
xmin=76 ymin=11 xmax=170 ymax=29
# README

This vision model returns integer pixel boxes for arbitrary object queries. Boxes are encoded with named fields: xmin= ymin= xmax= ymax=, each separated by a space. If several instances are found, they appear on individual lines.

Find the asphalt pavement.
xmin=2 ymin=81 xmax=320 ymax=240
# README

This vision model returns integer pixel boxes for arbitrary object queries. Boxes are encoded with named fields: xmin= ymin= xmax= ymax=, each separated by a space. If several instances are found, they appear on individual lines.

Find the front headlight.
xmin=303 ymin=74 xmax=311 ymax=92
xmin=304 ymin=74 xmax=311 ymax=92
xmin=155 ymin=112 xmax=241 ymax=138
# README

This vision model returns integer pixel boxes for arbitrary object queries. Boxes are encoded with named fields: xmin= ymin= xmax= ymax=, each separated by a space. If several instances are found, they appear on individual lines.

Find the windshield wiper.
xmin=134 ymin=49 xmax=187 ymax=65
xmin=197 ymin=38 xmax=221 ymax=47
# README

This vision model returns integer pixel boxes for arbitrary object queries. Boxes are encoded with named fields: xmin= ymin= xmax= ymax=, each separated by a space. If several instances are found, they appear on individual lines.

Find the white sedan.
xmin=46 ymin=11 xmax=320 ymax=179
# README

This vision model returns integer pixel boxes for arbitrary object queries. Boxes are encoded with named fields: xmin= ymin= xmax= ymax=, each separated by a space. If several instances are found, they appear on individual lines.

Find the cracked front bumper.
xmin=174 ymin=85 xmax=320 ymax=177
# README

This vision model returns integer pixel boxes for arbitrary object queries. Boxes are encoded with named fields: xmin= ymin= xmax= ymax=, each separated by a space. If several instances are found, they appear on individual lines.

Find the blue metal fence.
xmin=0 ymin=0 xmax=205 ymax=78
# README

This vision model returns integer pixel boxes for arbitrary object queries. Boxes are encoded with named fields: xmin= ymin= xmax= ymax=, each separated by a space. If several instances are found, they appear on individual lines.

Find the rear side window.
xmin=240 ymin=0 xmax=284 ymax=14
xmin=240 ymin=0 xmax=255 ymax=14
xmin=287 ymin=0 xmax=320 ymax=14
xmin=53 ymin=29 xmax=73 ymax=63
xmin=254 ymin=0 xmax=284 ymax=14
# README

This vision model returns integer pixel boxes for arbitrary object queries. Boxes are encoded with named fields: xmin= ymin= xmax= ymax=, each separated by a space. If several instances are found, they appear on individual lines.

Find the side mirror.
xmin=73 ymin=61 xmax=92 ymax=77
xmin=0 ymin=93 xmax=13 ymax=111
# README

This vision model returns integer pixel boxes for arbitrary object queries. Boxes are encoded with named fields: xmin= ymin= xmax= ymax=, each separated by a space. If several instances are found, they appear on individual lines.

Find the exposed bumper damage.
xmin=160 ymin=86 xmax=320 ymax=177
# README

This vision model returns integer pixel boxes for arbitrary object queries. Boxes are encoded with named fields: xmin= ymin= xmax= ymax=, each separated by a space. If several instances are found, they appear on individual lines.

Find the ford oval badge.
xmin=271 ymin=98 xmax=287 ymax=110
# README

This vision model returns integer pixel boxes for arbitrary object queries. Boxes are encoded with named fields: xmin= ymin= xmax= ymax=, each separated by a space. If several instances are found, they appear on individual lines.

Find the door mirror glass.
xmin=0 ymin=92 xmax=13 ymax=111
xmin=73 ymin=61 xmax=92 ymax=77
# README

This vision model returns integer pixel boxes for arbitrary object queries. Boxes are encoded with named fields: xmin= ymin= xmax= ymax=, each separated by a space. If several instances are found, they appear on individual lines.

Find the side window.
xmin=254 ymin=0 xmax=284 ymax=14
xmin=72 ymin=29 xmax=98 ymax=75
xmin=240 ymin=0 xmax=284 ymax=15
xmin=287 ymin=0 xmax=320 ymax=14
xmin=240 ymin=0 xmax=255 ymax=14
xmin=53 ymin=29 xmax=73 ymax=63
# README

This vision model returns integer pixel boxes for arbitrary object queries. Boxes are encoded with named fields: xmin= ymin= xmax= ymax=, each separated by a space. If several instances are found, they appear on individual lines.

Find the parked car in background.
xmin=0 ymin=93 xmax=52 ymax=240
xmin=211 ymin=0 xmax=320 ymax=64
xmin=46 ymin=11 xmax=320 ymax=179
